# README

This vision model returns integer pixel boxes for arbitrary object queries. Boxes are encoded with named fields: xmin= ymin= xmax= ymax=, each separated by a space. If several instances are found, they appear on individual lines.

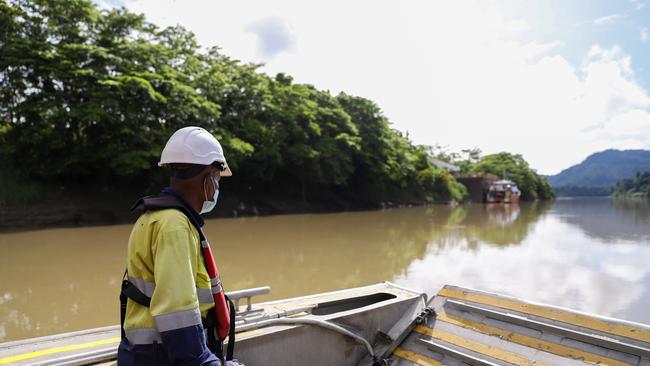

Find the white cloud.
xmin=630 ymin=0 xmax=645 ymax=11
xmin=504 ymin=19 xmax=530 ymax=32
xmin=594 ymin=110 xmax=650 ymax=146
xmin=521 ymin=41 xmax=563 ymax=60
xmin=641 ymin=27 xmax=649 ymax=42
xmin=121 ymin=0 xmax=650 ymax=175
xmin=245 ymin=17 xmax=297 ymax=60
xmin=592 ymin=13 xmax=625 ymax=25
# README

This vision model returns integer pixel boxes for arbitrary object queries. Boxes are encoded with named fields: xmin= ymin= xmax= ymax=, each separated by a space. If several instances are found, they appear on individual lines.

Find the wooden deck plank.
xmin=393 ymin=347 xmax=443 ymax=366
xmin=438 ymin=286 xmax=650 ymax=344
xmin=414 ymin=325 xmax=553 ymax=366
xmin=433 ymin=313 xmax=633 ymax=366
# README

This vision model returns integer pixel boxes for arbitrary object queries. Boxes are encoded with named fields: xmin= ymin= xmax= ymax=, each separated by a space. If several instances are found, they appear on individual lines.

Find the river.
xmin=1 ymin=197 xmax=649 ymax=342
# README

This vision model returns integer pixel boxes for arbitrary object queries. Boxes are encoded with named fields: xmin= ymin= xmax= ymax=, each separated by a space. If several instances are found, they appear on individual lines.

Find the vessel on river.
xmin=486 ymin=179 xmax=521 ymax=204
xmin=1 ymin=282 xmax=649 ymax=365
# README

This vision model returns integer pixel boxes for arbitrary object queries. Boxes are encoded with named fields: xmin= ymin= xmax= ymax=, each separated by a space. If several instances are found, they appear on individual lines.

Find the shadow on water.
xmin=0 ymin=203 xmax=552 ymax=342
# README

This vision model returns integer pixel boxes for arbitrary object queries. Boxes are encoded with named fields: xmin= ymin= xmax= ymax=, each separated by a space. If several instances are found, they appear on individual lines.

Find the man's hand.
xmin=225 ymin=360 xmax=245 ymax=366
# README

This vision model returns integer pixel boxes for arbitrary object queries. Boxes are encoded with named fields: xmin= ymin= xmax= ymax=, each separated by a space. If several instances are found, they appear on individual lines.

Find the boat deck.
xmin=2 ymin=284 xmax=650 ymax=365
xmin=391 ymin=285 xmax=650 ymax=366
xmin=0 ymin=282 xmax=423 ymax=365
xmin=0 ymin=326 xmax=120 ymax=365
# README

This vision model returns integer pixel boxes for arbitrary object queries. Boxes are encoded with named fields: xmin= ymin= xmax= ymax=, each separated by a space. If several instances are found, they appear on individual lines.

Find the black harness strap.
xmin=119 ymin=275 xmax=152 ymax=340
xmin=122 ymin=280 xmax=152 ymax=307
xmin=120 ymin=289 xmax=127 ymax=340
xmin=226 ymin=295 xmax=236 ymax=361
xmin=204 ymin=307 xmax=223 ymax=361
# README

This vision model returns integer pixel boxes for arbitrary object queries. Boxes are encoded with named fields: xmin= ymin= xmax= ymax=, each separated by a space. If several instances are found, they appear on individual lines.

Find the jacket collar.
xmin=161 ymin=187 xmax=205 ymax=227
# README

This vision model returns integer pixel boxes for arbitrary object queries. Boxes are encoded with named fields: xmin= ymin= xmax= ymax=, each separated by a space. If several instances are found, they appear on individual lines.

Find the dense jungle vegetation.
xmin=0 ymin=0 xmax=552 ymax=214
xmin=611 ymin=172 xmax=650 ymax=198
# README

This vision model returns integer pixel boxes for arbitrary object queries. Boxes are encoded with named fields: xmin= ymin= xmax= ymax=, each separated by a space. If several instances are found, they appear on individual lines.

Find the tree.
xmin=1 ymin=0 xmax=506 ymax=209
xmin=611 ymin=172 xmax=650 ymax=198
xmin=469 ymin=153 xmax=555 ymax=201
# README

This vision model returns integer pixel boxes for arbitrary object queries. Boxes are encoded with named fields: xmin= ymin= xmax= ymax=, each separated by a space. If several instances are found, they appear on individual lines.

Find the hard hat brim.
xmin=158 ymin=161 xmax=233 ymax=177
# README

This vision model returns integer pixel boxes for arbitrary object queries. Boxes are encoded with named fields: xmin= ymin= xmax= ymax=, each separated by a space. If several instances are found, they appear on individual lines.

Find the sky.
xmin=101 ymin=0 xmax=650 ymax=175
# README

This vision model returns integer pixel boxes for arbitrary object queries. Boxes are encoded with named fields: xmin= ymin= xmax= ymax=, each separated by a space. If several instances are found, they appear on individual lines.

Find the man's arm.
xmin=151 ymin=227 xmax=221 ymax=366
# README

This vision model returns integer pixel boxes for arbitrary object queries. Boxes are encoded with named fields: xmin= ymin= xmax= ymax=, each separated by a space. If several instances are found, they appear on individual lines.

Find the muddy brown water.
xmin=1 ymin=197 xmax=649 ymax=342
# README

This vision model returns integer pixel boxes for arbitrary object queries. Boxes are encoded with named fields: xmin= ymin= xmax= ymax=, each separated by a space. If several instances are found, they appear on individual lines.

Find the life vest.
xmin=120 ymin=191 xmax=236 ymax=361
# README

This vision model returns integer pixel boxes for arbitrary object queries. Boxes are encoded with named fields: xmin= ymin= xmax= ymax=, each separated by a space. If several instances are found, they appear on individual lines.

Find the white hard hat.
xmin=159 ymin=126 xmax=232 ymax=177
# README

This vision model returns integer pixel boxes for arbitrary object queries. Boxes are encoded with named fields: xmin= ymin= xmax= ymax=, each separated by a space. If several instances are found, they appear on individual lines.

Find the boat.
xmin=486 ymin=179 xmax=521 ymax=204
xmin=1 ymin=283 xmax=649 ymax=365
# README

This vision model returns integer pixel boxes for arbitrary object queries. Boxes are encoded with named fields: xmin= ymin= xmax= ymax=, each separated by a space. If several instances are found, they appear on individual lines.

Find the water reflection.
xmin=611 ymin=198 xmax=650 ymax=223
xmin=0 ymin=199 xmax=648 ymax=342
xmin=395 ymin=199 xmax=650 ymax=325
xmin=450 ymin=202 xmax=552 ymax=247
xmin=552 ymin=197 xmax=650 ymax=242
xmin=213 ymin=203 xmax=549 ymax=293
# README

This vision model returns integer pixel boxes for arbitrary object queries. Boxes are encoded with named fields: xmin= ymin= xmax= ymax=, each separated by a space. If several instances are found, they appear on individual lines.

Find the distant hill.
xmin=548 ymin=149 xmax=650 ymax=195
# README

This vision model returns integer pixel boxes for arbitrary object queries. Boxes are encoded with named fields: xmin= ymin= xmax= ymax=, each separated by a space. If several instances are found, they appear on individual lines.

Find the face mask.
xmin=200 ymin=176 xmax=219 ymax=214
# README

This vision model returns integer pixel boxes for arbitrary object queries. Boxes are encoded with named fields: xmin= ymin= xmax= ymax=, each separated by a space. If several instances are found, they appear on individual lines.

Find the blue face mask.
xmin=200 ymin=176 xmax=219 ymax=214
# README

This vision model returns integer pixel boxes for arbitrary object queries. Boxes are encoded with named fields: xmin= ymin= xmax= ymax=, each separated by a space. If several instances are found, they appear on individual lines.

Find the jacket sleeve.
xmin=151 ymin=227 xmax=221 ymax=366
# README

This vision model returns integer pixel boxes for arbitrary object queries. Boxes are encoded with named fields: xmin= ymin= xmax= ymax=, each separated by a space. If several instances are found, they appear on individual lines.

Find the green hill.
xmin=548 ymin=150 xmax=650 ymax=196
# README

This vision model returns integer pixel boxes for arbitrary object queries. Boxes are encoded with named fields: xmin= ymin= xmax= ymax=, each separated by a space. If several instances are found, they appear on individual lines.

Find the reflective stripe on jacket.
xmin=118 ymin=207 xmax=220 ymax=366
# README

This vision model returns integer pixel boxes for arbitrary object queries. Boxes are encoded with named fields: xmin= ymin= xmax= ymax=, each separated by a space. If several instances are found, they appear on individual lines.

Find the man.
xmin=118 ymin=127 xmax=243 ymax=366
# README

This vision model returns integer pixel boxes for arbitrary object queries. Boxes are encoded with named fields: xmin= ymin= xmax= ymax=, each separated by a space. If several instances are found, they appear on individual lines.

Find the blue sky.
xmin=102 ymin=0 xmax=650 ymax=175
xmin=500 ymin=0 xmax=650 ymax=88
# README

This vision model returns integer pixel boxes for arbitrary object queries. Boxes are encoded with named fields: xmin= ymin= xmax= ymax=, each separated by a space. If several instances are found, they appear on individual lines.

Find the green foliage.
xmin=336 ymin=94 xmax=465 ymax=202
xmin=0 ymin=162 xmax=51 ymax=205
xmin=467 ymin=153 xmax=555 ymax=201
xmin=611 ymin=172 xmax=650 ymax=198
xmin=1 ymin=0 xmax=468 ymax=205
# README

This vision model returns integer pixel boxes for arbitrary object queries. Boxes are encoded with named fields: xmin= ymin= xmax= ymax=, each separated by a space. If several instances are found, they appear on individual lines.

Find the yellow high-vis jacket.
xmin=117 ymin=189 xmax=221 ymax=366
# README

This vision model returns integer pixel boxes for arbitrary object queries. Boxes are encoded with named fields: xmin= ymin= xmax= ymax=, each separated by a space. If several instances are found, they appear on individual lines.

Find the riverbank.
xmin=0 ymin=190 xmax=451 ymax=233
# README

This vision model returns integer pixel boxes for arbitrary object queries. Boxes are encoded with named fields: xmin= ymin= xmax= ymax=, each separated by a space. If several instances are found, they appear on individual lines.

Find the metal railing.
xmin=227 ymin=286 xmax=271 ymax=314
